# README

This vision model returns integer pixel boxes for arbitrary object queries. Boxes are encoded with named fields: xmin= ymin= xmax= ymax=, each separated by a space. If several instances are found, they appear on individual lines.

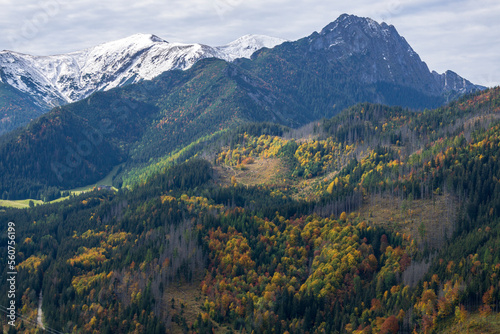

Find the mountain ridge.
xmin=0 ymin=33 xmax=287 ymax=108
xmin=0 ymin=14 xmax=485 ymax=135
xmin=308 ymin=14 xmax=482 ymax=97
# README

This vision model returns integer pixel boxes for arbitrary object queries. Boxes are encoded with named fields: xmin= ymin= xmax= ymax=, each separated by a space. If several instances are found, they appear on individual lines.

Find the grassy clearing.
xmin=213 ymin=157 xmax=345 ymax=202
xmin=357 ymin=193 xmax=457 ymax=249
xmin=291 ymin=169 xmax=340 ymax=202
xmin=440 ymin=312 xmax=500 ymax=333
xmin=0 ymin=199 xmax=42 ymax=209
xmin=164 ymin=280 xmax=203 ymax=333
xmin=0 ymin=196 xmax=74 ymax=209
xmin=213 ymin=156 xmax=341 ymax=202
xmin=213 ymin=158 xmax=287 ymax=187
xmin=164 ymin=280 xmax=230 ymax=334
xmin=0 ymin=164 xmax=122 ymax=209
xmin=67 ymin=163 xmax=122 ymax=195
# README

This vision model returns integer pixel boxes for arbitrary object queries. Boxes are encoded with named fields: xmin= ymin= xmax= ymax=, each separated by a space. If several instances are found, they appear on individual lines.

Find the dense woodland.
xmin=1 ymin=88 xmax=500 ymax=333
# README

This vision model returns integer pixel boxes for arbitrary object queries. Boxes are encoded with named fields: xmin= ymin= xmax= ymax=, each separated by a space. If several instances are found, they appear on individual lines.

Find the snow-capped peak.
xmin=0 ymin=33 xmax=286 ymax=109
xmin=216 ymin=34 xmax=288 ymax=61
xmin=85 ymin=33 xmax=168 ymax=55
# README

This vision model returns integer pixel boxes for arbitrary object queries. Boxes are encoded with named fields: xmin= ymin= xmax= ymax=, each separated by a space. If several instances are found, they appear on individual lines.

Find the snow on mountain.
xmin=0 ymin=33 xmax=286 ymax=109
xmin=216 ymin=34 xmax=288 ymax=61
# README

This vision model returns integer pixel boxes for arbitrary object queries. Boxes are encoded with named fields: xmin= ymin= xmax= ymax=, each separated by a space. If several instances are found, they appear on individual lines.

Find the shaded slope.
xmin=0 ymin=82 xmax=44 ymax=135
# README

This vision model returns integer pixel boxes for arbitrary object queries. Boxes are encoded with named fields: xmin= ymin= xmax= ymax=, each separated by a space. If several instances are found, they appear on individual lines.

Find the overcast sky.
xmin=1 ymin=0 xmax=498 ymax=86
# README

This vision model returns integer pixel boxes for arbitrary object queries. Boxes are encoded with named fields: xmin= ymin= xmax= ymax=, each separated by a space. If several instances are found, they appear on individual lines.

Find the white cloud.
xmin=0 ymin=0 xmax=498 ymax=86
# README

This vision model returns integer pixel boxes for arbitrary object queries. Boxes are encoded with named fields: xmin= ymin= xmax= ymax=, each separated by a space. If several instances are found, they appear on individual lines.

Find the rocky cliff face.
xmin=433 ymin=70 xmax=482 ymax=99
xmin=307 ymin=14 xmax=484 ymax=97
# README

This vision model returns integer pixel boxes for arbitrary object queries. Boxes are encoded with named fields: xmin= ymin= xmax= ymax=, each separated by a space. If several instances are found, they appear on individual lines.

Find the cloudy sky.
xmin=1 ymin=0 xmax=499 ymax=86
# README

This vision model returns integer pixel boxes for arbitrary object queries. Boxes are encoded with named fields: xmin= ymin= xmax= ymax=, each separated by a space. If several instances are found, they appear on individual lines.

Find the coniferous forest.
xmin=1 ymin=87 xmax=500 ymax=333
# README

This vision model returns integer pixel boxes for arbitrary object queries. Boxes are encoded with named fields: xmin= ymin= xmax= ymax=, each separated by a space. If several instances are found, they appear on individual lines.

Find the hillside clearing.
xmin=357 ymin=193 xmax=457 ymax=249
xmin=213 ymin=158 xmax=287 ymax=187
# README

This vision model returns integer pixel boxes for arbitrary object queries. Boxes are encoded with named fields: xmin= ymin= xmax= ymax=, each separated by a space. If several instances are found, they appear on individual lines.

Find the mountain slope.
xmin=0 ymin=106 xmax=122 ymax=199
xmin=0 ymin=82 xmax=44 ymax=134
xmin=318 ymin=14 xmax=483 ymax=97
xmin=238 ymin=14 xmax=484 ymax=115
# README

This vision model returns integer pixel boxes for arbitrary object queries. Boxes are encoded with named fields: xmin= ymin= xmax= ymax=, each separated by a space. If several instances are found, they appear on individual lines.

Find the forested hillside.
xmin=1 ymin=88 xmax=500 ymax=333
xmin=0 ymin=83 xmax=44 ymax=135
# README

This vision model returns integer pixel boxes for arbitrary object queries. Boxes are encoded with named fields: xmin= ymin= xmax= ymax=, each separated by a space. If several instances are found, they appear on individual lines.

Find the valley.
xmin=0 ymin=13 xmax=499 ymax=334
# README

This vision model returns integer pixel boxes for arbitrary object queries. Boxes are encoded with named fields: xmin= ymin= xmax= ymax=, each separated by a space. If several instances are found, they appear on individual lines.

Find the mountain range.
xmin=0 ymin=14 xmax=485 ymax=135
xmin=0 ymin=33 xmax=286 ymax=106
xmin=0 ymin=14 xmax=488 ymax=199
xmin=0 ymin=34 xmax=286 ymax=133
